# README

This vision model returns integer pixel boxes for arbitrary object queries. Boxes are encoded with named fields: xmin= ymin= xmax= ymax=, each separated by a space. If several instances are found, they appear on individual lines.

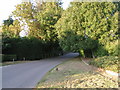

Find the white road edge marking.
xmin=0 ymin=65 xmax=12 ymax=68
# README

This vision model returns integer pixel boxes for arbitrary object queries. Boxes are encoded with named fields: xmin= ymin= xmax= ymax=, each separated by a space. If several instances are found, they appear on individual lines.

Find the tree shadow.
xmin=58 ymin=30 xmax=108 ymax=58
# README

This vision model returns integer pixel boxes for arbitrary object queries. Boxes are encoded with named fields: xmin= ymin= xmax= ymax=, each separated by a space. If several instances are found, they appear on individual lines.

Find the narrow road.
xmin=2 ymin=53 xmax=79 ymax=88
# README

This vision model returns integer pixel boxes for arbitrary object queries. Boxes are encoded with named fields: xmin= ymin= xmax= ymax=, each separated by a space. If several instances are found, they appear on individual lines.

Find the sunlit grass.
xmin=37 ymin=58 xmax=118 ymax=88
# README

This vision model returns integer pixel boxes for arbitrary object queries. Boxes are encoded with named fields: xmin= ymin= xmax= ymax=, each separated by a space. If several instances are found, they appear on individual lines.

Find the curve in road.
xmin=2 ymin=53 xmax=79 ymax=88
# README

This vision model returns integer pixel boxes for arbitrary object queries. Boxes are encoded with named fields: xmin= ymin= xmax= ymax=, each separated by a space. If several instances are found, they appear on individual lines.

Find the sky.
xmin=0 ymin=0 xmax=21 ymax=25
xmin=0 ymin=0 xmax=73 ymax=37
xmin=0 ymin=0 xmax=73 ymax=26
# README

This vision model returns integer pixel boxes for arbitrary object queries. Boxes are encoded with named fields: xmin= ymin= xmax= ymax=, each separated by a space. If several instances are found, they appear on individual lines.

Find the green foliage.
xmin=2 ymin=54 xmax=17 ymax=62
xmin=12 ymin=2 xmax=34 ymax=20
xmin=2 ymin=18 xmax=21 ymax=38
xmin=93 ymin=45 xmax=108 ymax=57
xmin=55 ymin=2 xmax=119 ymax=57
xmin=3 ymin=17 xmax=13 ymax=26
xmin=2 ymin=1 xmax=63 ymax=61
xmin=12 ymin=2 xmax=36 ymax=37
xmin=105 ymin=40 xmax=119 ymax=56
xmin=2 ymin=1 xmax=119 ymax=60
xmin=57 ymin=30 xmax=98 ymax=57
xmin=34 ymin=2 xmax=63 ymax=41
xmin=90 ymin=56 xmax=119 ymax=72
xmin=12 ymin=1 xmax=63 ymax=42
xmin=2 ymin=37 xmax=63 ymax=61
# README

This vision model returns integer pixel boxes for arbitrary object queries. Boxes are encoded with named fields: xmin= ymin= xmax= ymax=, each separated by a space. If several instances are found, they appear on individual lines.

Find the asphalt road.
xmin=2 ymin=53 xmax=79 ymax=88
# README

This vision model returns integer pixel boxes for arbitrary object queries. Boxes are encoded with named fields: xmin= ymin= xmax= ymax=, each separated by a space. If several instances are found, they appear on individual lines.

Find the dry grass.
xmin=37 ymin=57 xmax=118 ymax=88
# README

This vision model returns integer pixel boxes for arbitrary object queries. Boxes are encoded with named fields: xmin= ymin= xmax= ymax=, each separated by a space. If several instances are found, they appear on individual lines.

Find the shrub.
xmin=90 ymin=56 xmax=119 ymax=73
xmin=93 ymin=45 xmax=108 ymax=57
xmin=105 ymin=40 xmax=119 ymax=56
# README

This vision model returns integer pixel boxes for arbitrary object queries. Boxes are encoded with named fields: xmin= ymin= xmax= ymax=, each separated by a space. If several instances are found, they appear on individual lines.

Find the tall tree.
xmin=12 ymin=2 xmax=36 ymax=37
xmin=55 ymin=2 xmax=119 ymax=57
xmin=34 ymin=1 xmax=63 ymax=41
xmin=12 ymin=1 xmax=63 ymax=41
xmin=8 ymin=20 xmax=21 ymax=37
xmin=2 ymin=17 xmax=21 ymax=38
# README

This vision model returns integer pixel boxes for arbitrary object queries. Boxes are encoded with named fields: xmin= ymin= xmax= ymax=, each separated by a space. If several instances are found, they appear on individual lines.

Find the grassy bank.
xmin=37 ymin=57 xmax=118 ymax=88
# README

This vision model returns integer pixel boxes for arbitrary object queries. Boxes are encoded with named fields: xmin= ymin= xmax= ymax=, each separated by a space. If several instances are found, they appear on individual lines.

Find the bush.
xmin=105 ymin=40 xmax=119 ymax=56
xmin=93 ymin=46 xmax=108 ymax=57
xmin=2 ymin=54 xmax=17 ymax=62
xmin=90 ymin=56 xmax=119 ymax=73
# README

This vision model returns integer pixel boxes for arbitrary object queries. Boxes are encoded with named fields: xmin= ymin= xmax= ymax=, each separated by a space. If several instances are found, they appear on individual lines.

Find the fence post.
xmin=13 ymin=58 xmax=14 ymax=62
xmin=23 ymin=57 xmax=25 ymax=61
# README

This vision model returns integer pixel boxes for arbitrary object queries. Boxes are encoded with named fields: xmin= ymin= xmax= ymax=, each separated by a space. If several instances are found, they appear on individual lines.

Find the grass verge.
xmin=37 ymin=57 xmax=118 ymax=88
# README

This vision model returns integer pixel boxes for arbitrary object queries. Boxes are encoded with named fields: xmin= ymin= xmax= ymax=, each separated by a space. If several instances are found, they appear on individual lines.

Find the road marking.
xmin=0 ymin=65 xmax=12 ymax=68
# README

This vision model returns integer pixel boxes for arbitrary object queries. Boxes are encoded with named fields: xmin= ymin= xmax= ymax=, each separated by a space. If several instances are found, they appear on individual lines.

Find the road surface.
xmin=2 ymin=53 xmax=79 ymax=88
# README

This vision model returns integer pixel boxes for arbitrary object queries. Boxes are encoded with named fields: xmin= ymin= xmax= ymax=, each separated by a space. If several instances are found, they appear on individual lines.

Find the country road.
xmin=2 ymin=53 xmax=79 ymax=88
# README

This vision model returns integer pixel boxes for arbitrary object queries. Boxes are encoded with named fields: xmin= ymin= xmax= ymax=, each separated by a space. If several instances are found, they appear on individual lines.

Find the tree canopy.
xmin=55 ymin=2 xmax=119 ymax=57
xmin=2 ymin=17 xmax=21 ymax=38
xmin=11 ymin=1 xmax=63 ymax=42
xmin=2 ymin=1 xmax=119 ymax=59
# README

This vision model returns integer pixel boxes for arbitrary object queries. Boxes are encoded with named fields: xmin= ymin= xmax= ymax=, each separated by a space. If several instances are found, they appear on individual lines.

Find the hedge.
xmin=1 ymin=54 xmax=17 ymax=62
xmin=2 ymin=37 xmax=63 ymax=61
